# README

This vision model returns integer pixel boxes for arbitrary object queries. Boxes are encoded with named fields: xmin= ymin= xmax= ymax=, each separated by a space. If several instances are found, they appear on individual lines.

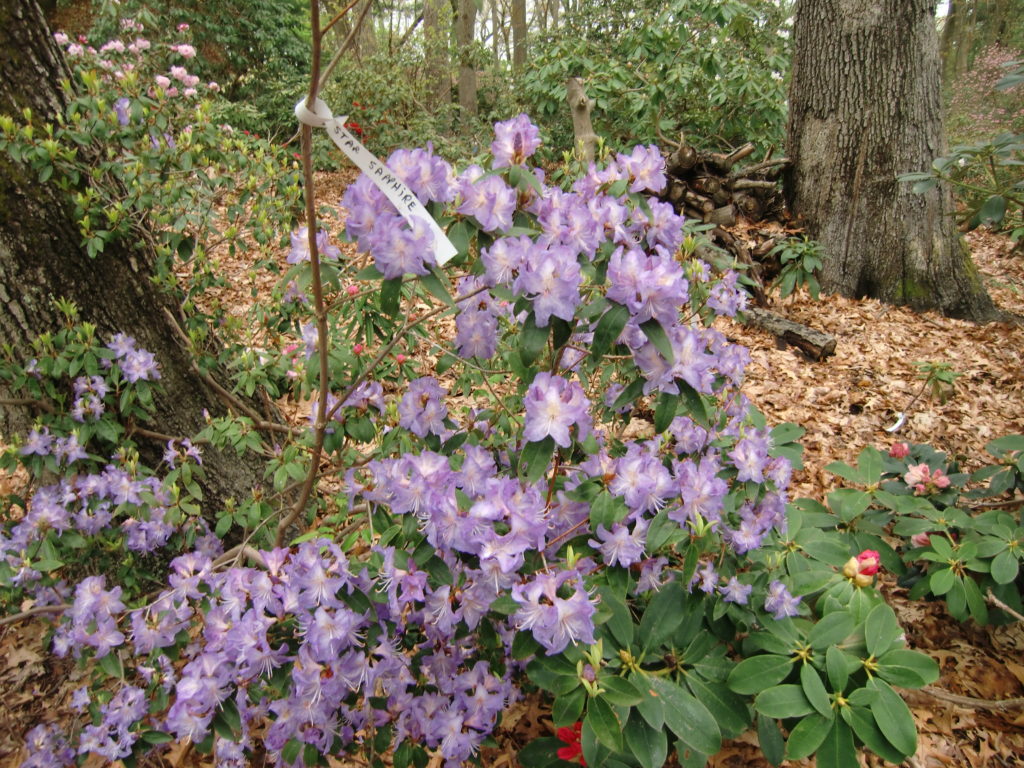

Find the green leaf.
xmin=516 ymin=737 xmax=563 ymax=768
xmin=864 ymin=603 xmax=903 ymax=658
xmin=639 ymin=318 xmax=673 ymax=363
xmin=876 ymin=649 xmax=939 ymax=688
xmin=754 ymin=684 xmax=815 ymax=719
xmin=638 ymin=580 xmax=686 ymax=651
xmin=977 ymin=194 xmax=1008 ymax=226
xmin=624 ymin=711 xmax=668 ymax=768
xmin=647 ymin=675 xmax=721 ymax=755
xmin=826 ymin=645 xmax=851 ymax=692
xmin=591 ymin=302 xmax=630 ymax=360
xmin=816 ymin=718 xmax=859 ymax=768
xmin=784 ymin=713 xmax=833 ymax=761
xmin=520 ymin=437 xmax=555 ymax=484
xmin=600 ymin=675 xmax=644 ymax=706
xmin=98 ymin=652 xmax=123 ymax=679
xmin=653 ymin=390 xmax=679 ymax=434
xmin=686 ymin=676 xmax=751 ymax=739
xmin=727 ymin=654 xmax=793 ymax=695
xmin=633 ymin=675 xmax=665 ymax=730
xmin=756 ymin=713 xmax=785 ymax=767
xmin=801 ymin=662 xmax=833 ymax=718
xmin=519 ymin=311 xmax=551 ymax=369
xmin=826 ymin=488 xmax=872 ymax=523
xmin=380 ymin=276 xmax=402 ymax=316
xmin=419 ymin=268 xmax=453 ymax=305
xmin=553 ymin=687 xmax=587 ymax=727
xmin=963 ymin=575 xmax=990 ymax=624
xmin=929 ymin=566 xmax=955 ymax=596
xmin=808 ymin=610 xmax=855 ymax=651
xmin=598 ymin=585 xmax=635 ymax=649
xmin=447 ymin=220 xmax=472 ymax=255
xmin=841 ymin=705 xmax=906 ymax=764
xmin=868 ymin=679 xmax=917 ymax=756
xmin=991 ymin=549 xmax=1019 ymax=584
xmin=585 ymin=695 xmax=624 ymax=752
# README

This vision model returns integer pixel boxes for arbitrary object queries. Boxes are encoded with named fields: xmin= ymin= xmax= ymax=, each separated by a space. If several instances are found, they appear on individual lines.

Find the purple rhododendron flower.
xmin=456 ymin=166 xmax=517 ymax=233
xmin=764 ymin=579 xmax=801 ymax=619
xmin=523 ymin=372 xmax=592 ymax=448
xmin=491 ymin=113 xmax=541 ymax=167
xmin=288 ymin=227 xmax=342 ymax=264
xmin=398 ymin=377 xmax=449 ymax=438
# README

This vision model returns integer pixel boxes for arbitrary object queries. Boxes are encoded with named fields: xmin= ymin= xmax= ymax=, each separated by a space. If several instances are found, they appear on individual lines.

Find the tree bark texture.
xmin=566 ymin=77 xmax=596 ymax=164
xmin=422 ymin=0 xmax=450 ymax=112
xmin=0 ymin=0 xmax=267 ymax=510
xmin=456 ymin=0 xmax=477 ymax=116
xmin=511 ymin=0 xmax=527 ymax=73
xmin=786 ymin=0 xmax=999 ymax=322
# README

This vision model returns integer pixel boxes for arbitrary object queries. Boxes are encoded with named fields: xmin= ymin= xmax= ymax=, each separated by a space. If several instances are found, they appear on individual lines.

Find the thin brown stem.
xmin=278 ymin=0 xmax=330 ymax=548
xmin=0 ymin=603 xmax=68 ymax=627
xmin=986 ymin=588 xmax=1024 ymax=623
xmin=321 ymin=0 xmax=361 ymax=37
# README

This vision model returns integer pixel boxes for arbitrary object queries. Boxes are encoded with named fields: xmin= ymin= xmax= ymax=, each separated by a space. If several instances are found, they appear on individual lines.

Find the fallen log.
xmin=742 ymin=307 xmax=837 ymax=360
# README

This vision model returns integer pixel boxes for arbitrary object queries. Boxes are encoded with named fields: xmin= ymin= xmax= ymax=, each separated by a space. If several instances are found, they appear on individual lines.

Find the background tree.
xmin=785 ymin=0 xmax=1000 ymax=321
xmin=0 ymin=0 xmax=269 ymax=507
xmin=455 ymin=0 xmax=478 ymax=116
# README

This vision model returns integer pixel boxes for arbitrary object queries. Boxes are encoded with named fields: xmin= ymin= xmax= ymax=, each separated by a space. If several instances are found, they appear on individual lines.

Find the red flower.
xmin=556 ymin=722 xmax=586 ymax=766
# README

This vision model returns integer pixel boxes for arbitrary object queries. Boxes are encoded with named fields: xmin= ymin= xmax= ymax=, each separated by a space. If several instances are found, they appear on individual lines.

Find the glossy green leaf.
xmin=756 ymin=713 xmax=785 ymax=767
xmin=727 ymin=654 xmax=793 ymax=695
xmin=841 ymin=705 xmax=906 ymax=764
xmin=686 ymin=676 xmax=751 ymax=739
xmin=876 ymin=648 xmax=939 ymax=688
xmin=808 ymin=610 xmax=855 ymax=651
xmin=929 ymin=567 xmax=955 ymax=596
xmin=816 ymin=718 xmax=859 ymax=768
xmin=991 ymin=549 xmax=1019 ymax=584
xmin=647 ymin=676 xmax=721 ymax=756
xmin=520 ymin=437 xmax=555 ymax=484
xmin=600 ymin=675 xmax=644 ymax=707
xmin=553 ymin=687 xmax=586 ymax=727
xmin=519 ymin=311 xmax=549 ymax=366
xmin=639 ymin=318 xmax=673 ymax=363
xmin=784 ymin=713 xmax=833 ymax=761
xmin=868 ymin=679 xmax=917 ymax=756
xmin=624 ymin=711 xmax=668 ymax=768
xmin=754 ymin=684 xmax=815 ymax=719
xmin=591 ymin=302 xmax=630 ymax=360
xmin=825 ymin=645 xmax=850 ymax=692
xmin=639 ymin=580 xmax=686 ymax=651
xmin=585 ymin=695 xmax=623 ymax=752
xmin=864 ymin=603 xmax=903 ymax=658
xmin=801 ymin=662 xmax=833 ymax=718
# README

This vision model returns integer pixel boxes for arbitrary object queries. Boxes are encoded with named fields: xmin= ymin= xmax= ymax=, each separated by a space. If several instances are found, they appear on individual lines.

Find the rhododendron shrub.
xmin=4 ymin=32 xmax=946 ymax=768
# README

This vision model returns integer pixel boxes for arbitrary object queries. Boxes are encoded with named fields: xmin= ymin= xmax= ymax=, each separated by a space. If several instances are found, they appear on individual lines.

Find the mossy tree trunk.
xmin=785 ymin=0 xmax=1000 ymax=322
xmin=0 ymin=0 xmax=268 ymax=510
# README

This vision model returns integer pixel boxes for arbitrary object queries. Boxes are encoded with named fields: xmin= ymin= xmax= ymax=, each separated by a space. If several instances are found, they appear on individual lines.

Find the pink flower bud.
xmin=889 ymin=442 xmax=910 ymax=459
xmin=396 ymin=354 xmax=407 ymax=364
xmin=346 ymin=285 xmax=358 ymax=297
xmin=353 ymin=343 xmax=364 ymax=355
xmin=855 ymin=549 xmax=880 ymax=576
xmin=910 ymin=532 xmax=932 ymax=548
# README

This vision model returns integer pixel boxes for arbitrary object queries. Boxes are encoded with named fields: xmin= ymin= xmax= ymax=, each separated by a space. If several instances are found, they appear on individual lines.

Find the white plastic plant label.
xmin=295 ymin=97 xmax=457 ymax=264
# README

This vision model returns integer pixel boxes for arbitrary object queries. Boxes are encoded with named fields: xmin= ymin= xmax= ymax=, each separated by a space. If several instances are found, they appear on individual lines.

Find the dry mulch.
xmin=2 ymin=170 xmax=1024 ymax=766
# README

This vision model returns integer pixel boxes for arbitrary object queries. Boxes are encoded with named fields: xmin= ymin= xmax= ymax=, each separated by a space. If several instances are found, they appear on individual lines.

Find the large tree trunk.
xmin=0 ymin=0 xmax=268 ymax=510
xmin=511 ymin=0 xmax=527 ymax=74
xmin=422 ymin=0 xmax=450 ymax=113
xmin=785 ymin=0 xmax=1000 ymax=322
xmin=455 ymin=0 xmax=477 ymax=116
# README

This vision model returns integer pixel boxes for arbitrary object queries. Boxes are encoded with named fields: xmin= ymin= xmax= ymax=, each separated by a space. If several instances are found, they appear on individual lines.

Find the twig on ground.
xmin=987 ymin=588 xmax=1024 ymax=623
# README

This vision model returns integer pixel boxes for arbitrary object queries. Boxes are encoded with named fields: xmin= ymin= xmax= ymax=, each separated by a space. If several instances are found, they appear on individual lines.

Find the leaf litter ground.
xmin=2 ymin=172 xmax=1024 ymax=767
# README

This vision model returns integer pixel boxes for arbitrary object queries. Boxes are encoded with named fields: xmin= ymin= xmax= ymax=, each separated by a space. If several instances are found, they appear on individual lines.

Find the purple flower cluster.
xmin=398 ymin=377 xmax=449 ymax=438
xmin=341 ymin=147 xmax=453 ymax=277
xmin=523 ymin=373 xmax=592 ymax=448
xmin=491 ymin=113 xmax=542 ymax=167
xmin=454 ymin=277 xmax=500 ymax=360
xmin=108 ymin=333 xmax=160 ymax=382
xmin=287 ymin=226 xmax=342 ymax=264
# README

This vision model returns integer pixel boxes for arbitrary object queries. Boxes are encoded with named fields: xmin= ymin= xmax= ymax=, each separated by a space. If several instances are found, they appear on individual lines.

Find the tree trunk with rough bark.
xmin=785 ymin=0 xmax=1000 ymax=322
xmin=456 ymin=0 xmax=477 ymax=116
xmin=0 ymin=0 xmax=268 ymax=510
xmin=511 ymin=0 xmax=527 ymax=74
xmin=422 ymin=0 xmax=450 ymax=112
